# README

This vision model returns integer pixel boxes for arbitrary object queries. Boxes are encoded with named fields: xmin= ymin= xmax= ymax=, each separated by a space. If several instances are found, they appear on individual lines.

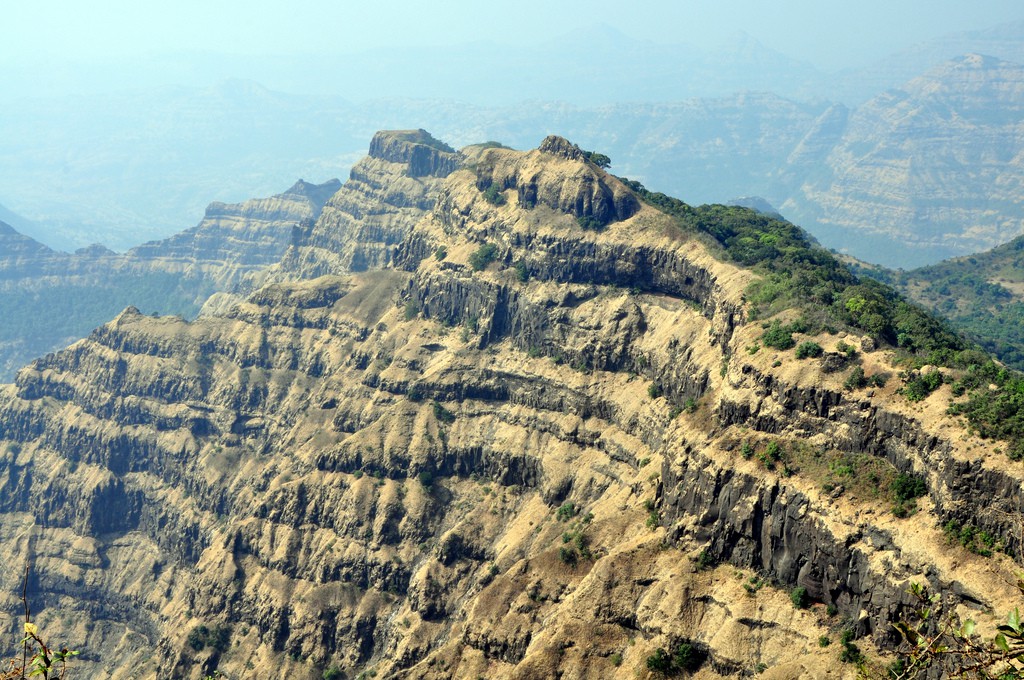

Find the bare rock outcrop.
xmin=0 ymin=132 xmax=1020 ymax=680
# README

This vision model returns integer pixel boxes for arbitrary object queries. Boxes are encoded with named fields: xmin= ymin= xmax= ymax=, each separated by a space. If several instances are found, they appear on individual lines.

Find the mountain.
xmin=0 ymin=85 xmax=826 ymax=252
xmin=0 ymin=178 xmax=340 ymax=381
xmin=822 ymin=19 xmax=1024 ymax=103
xmin=783 ymin=54 xmax=1024 ymax=267
xmin=0 ymin=131 xmax=1021 ymax=678
xmin=856 ymin=233 xmax=1024 ymax=370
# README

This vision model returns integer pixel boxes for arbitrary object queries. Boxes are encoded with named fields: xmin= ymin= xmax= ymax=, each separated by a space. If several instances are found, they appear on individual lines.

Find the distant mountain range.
xmin=2 ymin=20 xmax=1024 ymax=266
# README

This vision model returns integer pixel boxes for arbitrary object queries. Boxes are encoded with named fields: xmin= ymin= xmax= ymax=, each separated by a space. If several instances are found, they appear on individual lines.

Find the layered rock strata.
xmin=0 ymin=133 xmax=1019 ymax=679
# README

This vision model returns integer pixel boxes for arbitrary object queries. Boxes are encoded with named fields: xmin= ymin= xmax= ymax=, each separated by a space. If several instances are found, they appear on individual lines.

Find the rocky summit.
xmin=0 ymin=130 xmax=1022 ymax=679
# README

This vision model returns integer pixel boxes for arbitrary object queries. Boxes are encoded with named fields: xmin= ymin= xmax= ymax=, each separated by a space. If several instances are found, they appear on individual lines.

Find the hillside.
xmin=0 ymin=178 xmax=339 ymax=381
xmin=784 ymin=54 xmax=1024 ymax=266
xmin=858 ymin=233 xmax=1024 ymax=370
xmin=0 ymin=131 xmax=1022 ymax=679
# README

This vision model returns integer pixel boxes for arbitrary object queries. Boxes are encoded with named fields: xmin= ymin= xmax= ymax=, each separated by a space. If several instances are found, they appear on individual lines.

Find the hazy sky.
xmin=7 ymin=0 xmax=1023 ymax=72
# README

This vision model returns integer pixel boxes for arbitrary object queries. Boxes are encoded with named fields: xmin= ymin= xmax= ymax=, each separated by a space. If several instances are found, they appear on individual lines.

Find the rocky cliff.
xmin=273 ymin=130 xmax=460 ymax=281
xmin=784 ymin=54 xmax=1024 ymax=265
xmin=0 ymin=132 xmax=1020 ymax=679
xmin=0 ymin=178 xmax=340 ymax=381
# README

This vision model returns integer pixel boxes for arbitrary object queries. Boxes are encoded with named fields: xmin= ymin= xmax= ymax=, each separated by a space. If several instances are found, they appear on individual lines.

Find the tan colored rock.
xmin=0 ymin=132 xmax=1018 ymax=680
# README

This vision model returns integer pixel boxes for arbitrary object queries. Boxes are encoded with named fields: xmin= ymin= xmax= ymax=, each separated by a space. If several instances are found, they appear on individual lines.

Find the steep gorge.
xmin=0 ymin=131 xmax=1020 ymax=679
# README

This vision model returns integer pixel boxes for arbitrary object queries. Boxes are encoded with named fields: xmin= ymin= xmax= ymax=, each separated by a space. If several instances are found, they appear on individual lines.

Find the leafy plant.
xmin=890 ymin=581 xmax=1024 ymax=678
xmin=482 ymin=183 xmax=506 ymax=206
xmin=469 ymin=243 xmax=499 ymax=271
xmin=795 ymin=341 xmax=824 ymax=359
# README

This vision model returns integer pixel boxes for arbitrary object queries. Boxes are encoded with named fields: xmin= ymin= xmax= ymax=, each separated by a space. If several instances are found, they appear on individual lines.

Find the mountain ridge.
xmin=0 ymin=178 xmax=340 ymax=381
xmin=0 ymin=130 xmax=1020 ymax=678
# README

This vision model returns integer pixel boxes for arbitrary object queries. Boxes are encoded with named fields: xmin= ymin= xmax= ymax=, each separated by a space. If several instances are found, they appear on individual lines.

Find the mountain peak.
xmin=367 ymin=129 xmax=460 ymax=177
xmin=537 ymin=135 xmax=586 ymax=161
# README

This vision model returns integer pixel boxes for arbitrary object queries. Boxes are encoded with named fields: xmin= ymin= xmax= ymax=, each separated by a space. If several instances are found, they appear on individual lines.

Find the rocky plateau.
xmin=0 ymin=130 xmax=1021 ymax=679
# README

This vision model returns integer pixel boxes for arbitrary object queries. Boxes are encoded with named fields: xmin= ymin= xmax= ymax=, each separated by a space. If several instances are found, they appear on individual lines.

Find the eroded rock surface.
xmin=0 ymin=132 xmax=1020 ymax=680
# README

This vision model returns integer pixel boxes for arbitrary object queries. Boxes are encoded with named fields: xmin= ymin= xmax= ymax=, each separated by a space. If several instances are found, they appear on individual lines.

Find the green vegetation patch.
xmin=620 ymin=178 xmax=969 ymax=361
xmin=482 ymin=183 xmax=506 ymax=206
xmin=947 ymin=359 xmax=1024 ymax=461
xmin=469 ymin=242 xmax=499 ymax=271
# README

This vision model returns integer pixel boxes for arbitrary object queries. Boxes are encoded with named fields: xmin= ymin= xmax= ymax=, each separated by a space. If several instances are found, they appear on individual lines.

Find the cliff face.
xmin=129 ymin=177 xmax=341 ymax=288
xmin=273 ymin=130 xmax=461 ymax=281
xmin=0 ymin=132 xmax=1021 ymax=680
xmin=784 ymin=54 xmax=1024 ymax=265
xmin=0 ymin=178 xmax=340 ymax=381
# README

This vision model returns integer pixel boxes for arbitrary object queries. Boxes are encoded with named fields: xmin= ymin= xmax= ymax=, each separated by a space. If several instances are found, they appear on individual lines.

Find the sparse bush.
xmin=818 ymin=635 xmax=831 ymax=647
xmin=835 ymin=340 xmax=857 ymax=358
xmin=646 ymin=509 xmax=660 ymax=530
xmin=843 ymin=366 xmax=868 ymax=391
xmin=902 ymin=369 xmax=943 ymax=401
xmin=648 ymin=383 xmax=663 ymax=398
xmin=188 ymin=625 xmax=209 ymax=651
xmin=469 ymin=243 xmax=499 ymax=271
xmin=582 ymin=150 xmax=611 ymax=168
xmin=869 ymin=372 xmax=889 ymax=387
xmin=482 ymin=183 xmax=506 ymax=206
xmin=795 ymin=341 xmax=824 ymax=359
xmin=741 ymin=441 xmax=754 ymax=460
xmin=839 ymin=642 xmax=863 ymax=664
xmin=643 ymin=642 xmax=703 ymax=675
xmin=187 ymin=623 xmax=231 ymax=652
xmin=892 ymin=473 xmax=927 ymax=503
xmin=556 ymin=502 xmax=578 ymax=521
xmin=695 ymin=549 xmax=716 ymax=571
xmin=645 ymin=648 xmax=672 ymax=674
xmin=790 ymin=586 xmax=809 ymax=609
xmin=762 ymin=321 xmax=796 ymax=350
xmin=434 ymin=246 xmax=447 ymax=260
xmin=431 ymin=400 xmax=456 ymax=424
xmin=673 ymin=642 xmax=702 ymax=672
